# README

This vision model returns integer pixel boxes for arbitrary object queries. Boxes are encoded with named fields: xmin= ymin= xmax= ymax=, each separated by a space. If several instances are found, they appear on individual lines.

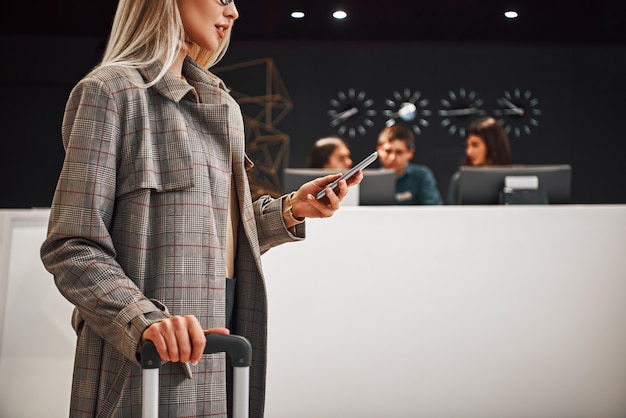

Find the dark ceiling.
xmin=3 ymin=0 xmax=625 ymax=44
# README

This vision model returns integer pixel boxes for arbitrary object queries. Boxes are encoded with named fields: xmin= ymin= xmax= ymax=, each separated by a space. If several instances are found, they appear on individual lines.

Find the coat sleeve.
xmin=40 ymin=77 xmax=169 ymax=363
xmin=253 ymin=194 xmax=305 ymax=255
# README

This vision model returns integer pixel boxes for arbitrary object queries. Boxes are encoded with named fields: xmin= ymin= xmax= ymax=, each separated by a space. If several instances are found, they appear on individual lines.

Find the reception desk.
xmin=262 ymin=206 xmax=626 ymax=418
xmin=1 ymin=206 xmax=626 ymax=418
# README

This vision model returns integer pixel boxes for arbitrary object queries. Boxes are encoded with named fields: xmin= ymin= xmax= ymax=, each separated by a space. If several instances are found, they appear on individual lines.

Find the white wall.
xmin=2 ymin=206 xmax=626 ymax=418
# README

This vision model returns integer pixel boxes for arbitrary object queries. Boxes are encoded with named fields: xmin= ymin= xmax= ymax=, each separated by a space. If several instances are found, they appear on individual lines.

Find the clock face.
xmin=327 ymin=88 xmax=377 ymax=138
xmin=493 ymin=89 xmax=542 ymax=138
xmin=382 ymin=88 xmax=432 ymax=135
xmin=437 ymin=88 xmax=486 ymax=137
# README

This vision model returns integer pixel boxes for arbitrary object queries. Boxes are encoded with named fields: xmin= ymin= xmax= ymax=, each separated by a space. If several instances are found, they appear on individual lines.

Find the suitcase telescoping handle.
xmin=141 ymin=333 xmax=252 ymax=418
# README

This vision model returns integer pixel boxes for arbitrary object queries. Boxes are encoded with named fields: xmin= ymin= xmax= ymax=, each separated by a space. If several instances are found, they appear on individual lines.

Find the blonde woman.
xmin=40 ymin=1 xmax=360 ymax=416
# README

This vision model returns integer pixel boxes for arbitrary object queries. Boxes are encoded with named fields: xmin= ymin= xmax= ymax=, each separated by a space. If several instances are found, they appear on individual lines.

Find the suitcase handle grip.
xmin=141 ymin=333 xmax=252 ymax=369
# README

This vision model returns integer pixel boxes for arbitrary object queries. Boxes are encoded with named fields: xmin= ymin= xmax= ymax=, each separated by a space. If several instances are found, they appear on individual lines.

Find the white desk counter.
xmin=262 ymin=205 xmax=626 ymax=418
xmin=1 ymin=206 xmax=625 ymax=418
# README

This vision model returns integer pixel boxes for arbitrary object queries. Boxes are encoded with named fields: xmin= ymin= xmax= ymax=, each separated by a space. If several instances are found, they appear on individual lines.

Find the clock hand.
xmin=500 ymin=109 xmax=527 ymax=116
xmin=388 ymin=102 xmax=417 ymax=121
xmin=438 ymin=107 xmax=481 ymax=117
xmin=329 ymin=107 xmax=359 ymax=124
xmin=497 ymin=98 xmax=525 ymax=115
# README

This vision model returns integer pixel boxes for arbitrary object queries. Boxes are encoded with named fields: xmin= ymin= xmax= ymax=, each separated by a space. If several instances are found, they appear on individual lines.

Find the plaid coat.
xmin=40 ymin=58 xmax=304 ymax=417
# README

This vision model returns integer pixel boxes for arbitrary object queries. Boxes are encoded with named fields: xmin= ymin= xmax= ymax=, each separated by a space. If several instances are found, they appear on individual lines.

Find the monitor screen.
xmin=282 ymin=168 xmax=395 ymax=206
xmin=458 ymin=164 xmax=572 ymax=205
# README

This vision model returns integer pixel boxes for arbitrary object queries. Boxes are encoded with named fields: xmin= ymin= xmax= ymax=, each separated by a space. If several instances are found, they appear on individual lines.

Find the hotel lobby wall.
xmin=1 ymin=36 xmax=625 ymax=207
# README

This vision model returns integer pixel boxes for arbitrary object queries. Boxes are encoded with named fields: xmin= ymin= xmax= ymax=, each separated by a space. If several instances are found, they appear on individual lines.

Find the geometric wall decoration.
xmin=214 ymin=58 xmax=293 ymax=198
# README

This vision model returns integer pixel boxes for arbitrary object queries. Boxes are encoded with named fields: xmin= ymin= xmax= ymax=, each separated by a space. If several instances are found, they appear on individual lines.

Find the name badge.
xmin=396 ymin=191 xmax=413 ymax=202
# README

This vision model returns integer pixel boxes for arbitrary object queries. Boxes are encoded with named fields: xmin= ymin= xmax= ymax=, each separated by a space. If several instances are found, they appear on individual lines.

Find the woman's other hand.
xmin=141 ymin=315 xmax=230 ymax=365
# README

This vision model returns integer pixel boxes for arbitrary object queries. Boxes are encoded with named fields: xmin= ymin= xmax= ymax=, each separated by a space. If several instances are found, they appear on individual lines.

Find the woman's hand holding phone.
xmin=288 ymin=151 xmax=375 ymax=219
xmin=315 ymin=151 xmax=378 ymax=200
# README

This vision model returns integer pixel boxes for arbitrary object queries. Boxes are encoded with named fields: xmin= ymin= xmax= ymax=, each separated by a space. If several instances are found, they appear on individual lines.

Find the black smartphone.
xmin=315 ymin=151 xmax=379 ymax=200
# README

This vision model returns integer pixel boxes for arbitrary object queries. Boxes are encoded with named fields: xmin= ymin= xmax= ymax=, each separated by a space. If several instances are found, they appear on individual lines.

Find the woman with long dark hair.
xmin=448 ymin=117 xmax=512 ymax=204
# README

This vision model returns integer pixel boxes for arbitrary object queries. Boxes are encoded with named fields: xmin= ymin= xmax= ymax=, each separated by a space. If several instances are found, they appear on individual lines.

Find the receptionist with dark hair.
xmin=308 ymin=136 xmax=353 ymax=170
xmin=447 ymin=116 xmax=512 ymax=204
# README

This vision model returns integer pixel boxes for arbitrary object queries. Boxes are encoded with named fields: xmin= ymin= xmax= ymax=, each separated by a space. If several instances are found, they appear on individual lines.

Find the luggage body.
xmin=141 ymin=333 xmax=252 ymax=418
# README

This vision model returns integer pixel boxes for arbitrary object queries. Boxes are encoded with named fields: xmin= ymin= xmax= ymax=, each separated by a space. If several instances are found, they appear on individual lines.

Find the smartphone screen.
xmin=315 ymin=151 xmax=379 ymax=200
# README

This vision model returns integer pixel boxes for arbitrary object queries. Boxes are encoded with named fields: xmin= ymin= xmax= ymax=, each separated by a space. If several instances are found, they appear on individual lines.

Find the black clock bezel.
xmin=382 ymin=88 xmax=432 ymax=136
xmin=437 ymin=88 xmax=487 ymax=138
xmin=493 ymin=88 xmax=542 ymax=138
xmin=327 ymin=88 xmax=377 ymax=138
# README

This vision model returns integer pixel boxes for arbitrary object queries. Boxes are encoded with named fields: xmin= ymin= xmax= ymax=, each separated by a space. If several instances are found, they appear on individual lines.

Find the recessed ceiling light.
xmin=504 ymin=10 xmax=519 ymax=19
xmin=291 ymin=11 xmax=305 ymax=19
xmin=332 ymin=10 xmax=348 ymax=20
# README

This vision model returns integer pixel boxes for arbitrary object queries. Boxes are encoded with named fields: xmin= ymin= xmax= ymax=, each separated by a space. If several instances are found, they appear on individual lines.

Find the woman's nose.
xmin=226 ymin=3 xmax=239 ymax=20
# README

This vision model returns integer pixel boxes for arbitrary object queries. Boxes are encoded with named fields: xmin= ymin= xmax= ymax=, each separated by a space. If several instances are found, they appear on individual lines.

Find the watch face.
xmin=493 ymin=89 xmax=542 ymax=138
xmin=437 ymin=88 xmax=486 ymax=137
xmin=383 ymin=88 xmax=432 ymax=135
xmin=327 ymin=88 xmax=377 ymax=138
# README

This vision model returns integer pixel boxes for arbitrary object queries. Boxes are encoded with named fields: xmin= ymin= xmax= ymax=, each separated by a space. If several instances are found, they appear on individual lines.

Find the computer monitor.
xmin=458 ymin=164 xmax=572 ymax=205
xmin=282 ymin=168 xmax=396 ymax=206
xmin=358 ymin=169 xmax=396 ymax=205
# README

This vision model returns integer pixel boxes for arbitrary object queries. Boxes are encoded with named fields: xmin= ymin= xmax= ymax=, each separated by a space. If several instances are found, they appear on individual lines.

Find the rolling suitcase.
xmin=141 ymin=333 xmax=252 ymax=418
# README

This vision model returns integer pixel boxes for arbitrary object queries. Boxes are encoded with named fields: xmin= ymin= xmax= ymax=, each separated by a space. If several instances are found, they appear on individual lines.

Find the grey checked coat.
xmin=40 ymin=58 xmax=304 ymax=417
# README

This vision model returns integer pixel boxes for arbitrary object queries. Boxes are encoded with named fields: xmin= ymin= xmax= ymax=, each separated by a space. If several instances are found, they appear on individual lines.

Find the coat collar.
xmin=139 ymin=57 xmax=228 ymax=104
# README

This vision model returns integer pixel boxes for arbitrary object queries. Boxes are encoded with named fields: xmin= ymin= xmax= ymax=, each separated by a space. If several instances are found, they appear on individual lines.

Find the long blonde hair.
xmin=96 ymin=0 xmax=232 ymax=87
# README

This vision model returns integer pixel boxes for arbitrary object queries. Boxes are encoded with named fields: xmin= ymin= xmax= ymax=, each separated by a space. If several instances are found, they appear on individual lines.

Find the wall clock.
xmin=382 ymin=88 xmax=432 ymax=135
xmin=437 ymin=88 xmax=486 ymax=137
xmin=493 ymin=89 xmax=542 ymax=138
xmin=327 ymin=88 xmax=377 ymax=138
